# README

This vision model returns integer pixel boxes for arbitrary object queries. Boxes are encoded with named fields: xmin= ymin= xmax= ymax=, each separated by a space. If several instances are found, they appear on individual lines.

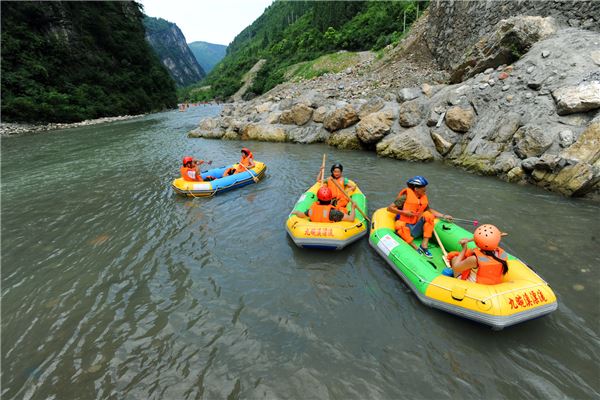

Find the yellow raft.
xmin=286 ymin=181 xmax=368 ymax=250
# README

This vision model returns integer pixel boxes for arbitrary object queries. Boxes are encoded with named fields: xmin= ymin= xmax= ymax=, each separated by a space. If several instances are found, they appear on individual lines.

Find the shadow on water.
xmin=1 ymin=105 xmax=599 ymax=399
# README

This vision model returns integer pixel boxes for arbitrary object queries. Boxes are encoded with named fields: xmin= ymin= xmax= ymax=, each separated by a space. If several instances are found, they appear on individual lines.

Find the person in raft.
xmin=181 ymin=156 xmax=215 ymax=181
xmin=292 ymin=186 xmax=356 ymax=223
xmin=387 ymin=175 xmax=453 ymax=258
xmin=327 ymin=163 xmax=357 ymax=209
xmin=447 ymin=224 xmax=509 ymax=284
xmin=224 ymin=147 xmax=255 ymax=176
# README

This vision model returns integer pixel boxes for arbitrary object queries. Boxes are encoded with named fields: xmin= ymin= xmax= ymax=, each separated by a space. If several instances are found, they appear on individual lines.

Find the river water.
xmin=2 ymin=105 xmax=599 ymax=399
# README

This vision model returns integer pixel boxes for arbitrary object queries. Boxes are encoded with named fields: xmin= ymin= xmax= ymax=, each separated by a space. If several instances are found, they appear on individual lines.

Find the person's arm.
xmin=451 ymin=238 xmax=477 ymax=276
xmin=292 ymin=210 xmax=309 ymax=219
xmin=387 ymin=195 xmax=416 ymax=217
xmin=344 ymin=178 xmax=356 ymax=193
xmin=341 ymin=207 xmax=356 ymax=222
xmin=247 ymin=157 xmax=255 ymax=168
xmin=430 ymin=208 xmax=453 ymax=221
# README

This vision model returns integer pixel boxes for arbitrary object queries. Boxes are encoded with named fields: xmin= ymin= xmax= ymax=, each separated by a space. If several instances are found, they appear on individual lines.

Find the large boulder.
xmin=358 ymin=98 xmax=385 ymax=118
xmin=188 ymin=117 xmax=225 ymax=138
xmin=398 ymin=98 xmax=429 ymax=128
xmin=313 ymin=106 xmax=329 ymax=123
xmin=376 ymin=126 xmax=439 ymax=162
xmin=488 ymin=112 xmax=521 ymax=143
xmin=513 ymin=124 xmax=554 ymax=158
xmin=356 ymin=111 xmax=394 ymax=144
xmin=450 ymin=16 xmax=557 ymax=83
xmin=323 ymin=105 xmax=359 ymax=132
xmin=552 ymin=81 xmax=600 ymax=115
xmin=279 ymin=103 xmax=313 ymax=126
xmin=286 ymin=125 xmax=329 ymax=144
xmin=396 ymin=87 xmax=422 ymax=103
xmin=559 ymin=121 xmax=600 ymax=163
xmin=445 ymin=106 xmax=475 ymax=133
xmin=241 ymin=124 xmax=286 ymax=142
xmin=327 ymin=127 xmax=363 ymax=150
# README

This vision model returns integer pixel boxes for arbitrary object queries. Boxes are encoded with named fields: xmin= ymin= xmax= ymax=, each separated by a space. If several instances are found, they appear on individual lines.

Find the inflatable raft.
xmin=369 ymin=208 xmax=557 ymax=329
xmin=172 ymin=161 xmax=266 ymax=197
xmin=286 ymin=181 xmax=368 ymax=250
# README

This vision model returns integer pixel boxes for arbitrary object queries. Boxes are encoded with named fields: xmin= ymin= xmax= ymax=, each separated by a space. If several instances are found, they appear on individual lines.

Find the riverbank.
xmin=0 ymin=114 xmax=146 ymax=137
xmin=189 ymin=13 xmax=600 ymax=199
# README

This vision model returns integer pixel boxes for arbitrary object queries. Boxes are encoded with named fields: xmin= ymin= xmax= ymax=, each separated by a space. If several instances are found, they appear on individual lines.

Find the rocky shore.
xmin=0 ymin=114 xmax=145 ymax=137
xmin=189 ymin=11 xmax=600 ymax=199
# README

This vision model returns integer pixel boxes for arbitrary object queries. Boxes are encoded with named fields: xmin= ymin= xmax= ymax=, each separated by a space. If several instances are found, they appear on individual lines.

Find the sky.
xmin=139 ymin=0 xmax=274 ymax=46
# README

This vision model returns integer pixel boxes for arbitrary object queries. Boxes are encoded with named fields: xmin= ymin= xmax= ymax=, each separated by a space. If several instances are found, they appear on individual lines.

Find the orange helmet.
xmin=183 ymin=156 xmax=193 ymax=166
xmin=473 ymin=224 xmax=502 ymax=251
xmin=317 ymin=186 xmax=333 ymax=201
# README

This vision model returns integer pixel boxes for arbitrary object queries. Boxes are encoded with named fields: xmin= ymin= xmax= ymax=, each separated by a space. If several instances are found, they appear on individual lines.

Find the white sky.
xmin=139 ymin=0 xmax=274 ymax=46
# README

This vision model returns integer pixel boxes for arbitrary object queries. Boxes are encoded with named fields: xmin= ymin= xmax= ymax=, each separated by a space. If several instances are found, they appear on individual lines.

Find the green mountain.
xmin=188 ymin=41 xmax=227 ymax=74
xmin=181 ymin=0 xmax=426 ymax=102
xmin=1 ymin=1 xmax=177 ymax=123
xmin=143 ymin=17 xmax=206 ymax=87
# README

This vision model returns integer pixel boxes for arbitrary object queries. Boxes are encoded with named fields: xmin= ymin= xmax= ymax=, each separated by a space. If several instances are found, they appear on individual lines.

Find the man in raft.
xmin=387 ymin=175 xmax=453 ymax=257
xmin=447 ymin=224 xmax=509 ymax=284
xmin=293 ymin=186 xmax=356 ymax=222
xmin=327 ymin=163 xmax=356 ymax=210
xmin=181 ymin=156 xmax=215 ymax=181
xmin=224 ymin=147 xmax=255 ymax=176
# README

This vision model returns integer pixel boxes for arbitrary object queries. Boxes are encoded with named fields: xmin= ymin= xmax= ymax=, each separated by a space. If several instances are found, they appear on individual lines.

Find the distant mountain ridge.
xmin=143 ymin=17 xmax=205 ymax=87
xmin=188 ymin=41 xmax=227 ymax=74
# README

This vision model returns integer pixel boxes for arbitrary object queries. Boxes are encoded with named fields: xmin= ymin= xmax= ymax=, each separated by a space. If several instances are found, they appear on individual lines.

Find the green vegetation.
xmin=1 ymin=1 xmax=177 ymax=123
xmin=180 ymin=0 xmax=427 ymax=102
xmin=188 ymin=41 xmax=227 ymax=74
xmin=286 ymin=52 xmax=361 ymax=81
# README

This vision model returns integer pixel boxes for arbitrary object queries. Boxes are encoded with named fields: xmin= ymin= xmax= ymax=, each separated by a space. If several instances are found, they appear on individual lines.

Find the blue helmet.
xmin=407 ymin=175 xmax=429 ymax=187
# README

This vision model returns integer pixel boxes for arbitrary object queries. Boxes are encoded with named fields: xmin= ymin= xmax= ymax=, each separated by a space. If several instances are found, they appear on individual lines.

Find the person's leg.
xmin=420 ymin=211 xmax=435 ymax=248
xmin=395 ymin=220 xmax=418 ymax=250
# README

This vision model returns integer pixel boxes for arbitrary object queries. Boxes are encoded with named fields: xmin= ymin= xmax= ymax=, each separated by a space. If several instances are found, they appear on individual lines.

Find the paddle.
xmin=328 ymin=176 xmax=370 ymax=223
xmin=238 ymin=162 xmax=259 ymax=183
xmin=317 ymin=154 xmax=327 ymax=184
xmin=433 ymin=227 xmax=452 ymax=270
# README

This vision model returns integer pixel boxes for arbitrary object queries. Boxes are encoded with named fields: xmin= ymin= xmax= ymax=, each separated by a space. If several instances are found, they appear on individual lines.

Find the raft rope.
xmin=375 ymin=232 xmax=547 ymax=304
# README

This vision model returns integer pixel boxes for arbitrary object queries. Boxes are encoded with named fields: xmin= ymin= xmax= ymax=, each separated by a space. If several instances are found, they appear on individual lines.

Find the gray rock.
xmin=502 ymin=85 xmax=511 ymax=91
xmin=376 ymin=126 xmax=439 ymax=161
xmin=521 ymin=157 xmax=539 ymax=172
xmin=552 ymin=81 xmax=600 ymax=115
xmin=493 ymin=152 xmax=521 ymax=173
xmin=398 ymin=98 xmax=428 ymax=128
xmin=286 ymin=125 xmax=330 ymax=144
xmin=397 ymin=87 xmax=422 ymax=103
xmin=356 ymin=111 xmax=394 ymax=144
xmin=526 ymin=66 xmax=535 ymax=74
xmin=559 ymin=130 xmax=574 ymax=147
xmin=358 ymin=98 xmax=385 ymax=119
xmin=323 ymin=105 xmax=359 ymax=132
xmin=542 ymin=50 xmax=551 ymax=58
xmin=513 ymin=124 xmax=554 ymax=158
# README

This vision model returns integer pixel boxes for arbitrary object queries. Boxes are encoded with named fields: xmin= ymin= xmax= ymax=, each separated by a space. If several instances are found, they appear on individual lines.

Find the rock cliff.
xmin=144 ymin=17 xmax=205 ymax=87
xmin=190 ymin=3 xmax=600 ymax=199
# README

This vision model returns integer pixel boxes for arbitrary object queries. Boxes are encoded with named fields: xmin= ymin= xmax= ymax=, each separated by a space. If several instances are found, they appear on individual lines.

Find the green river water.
xmin=1 ymin=105 xmax=599 ymax=399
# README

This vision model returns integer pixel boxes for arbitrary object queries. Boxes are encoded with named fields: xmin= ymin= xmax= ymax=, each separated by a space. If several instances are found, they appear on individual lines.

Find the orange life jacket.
xmin=398 ymin=188 xmax=428 ymax=225
xmin=235 ymin=153 xmax=254 ymax=172
xmin=181 ymin=166 xmax=201 ymax=182
xmin=309 ymin=203 xmax=334 ymax=223
xmin=327 ymin=177 xmax=347 ymax=200
xmin=459 ymin=247 xmax=507 ymax=285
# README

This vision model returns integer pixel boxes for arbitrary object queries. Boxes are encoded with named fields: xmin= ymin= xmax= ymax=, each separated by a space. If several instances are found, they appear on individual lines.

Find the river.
xmin=2 ymin=105 xmax=599 ymax=399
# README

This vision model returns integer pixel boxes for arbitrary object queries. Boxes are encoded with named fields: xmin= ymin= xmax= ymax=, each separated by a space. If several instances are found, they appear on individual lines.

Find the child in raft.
xmin=180 ymin=156 xmax=215 ymax=182
xmin=224 ymin=147 xmax=255 ymax=176
xmin=292 ymin=186 xmax=355 ymax=223
xmin=326 ymin=163 xmax=357 ymax=210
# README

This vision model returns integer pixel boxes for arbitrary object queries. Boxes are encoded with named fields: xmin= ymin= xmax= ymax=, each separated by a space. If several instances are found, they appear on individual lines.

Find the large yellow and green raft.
xmin=369 ymin=208 xmax=558 ymax=329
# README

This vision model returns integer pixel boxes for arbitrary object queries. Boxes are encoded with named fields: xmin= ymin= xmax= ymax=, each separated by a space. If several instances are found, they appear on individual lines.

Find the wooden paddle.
xmin=328 ymin=176 xmax=370 ymax=222
xmin=238 ymin=162 xmax=259 ymax=183
xmin=433 ymin=227 xmax=452 ymax=270
xmin=318 ymin=154 xmax=327 ymax=184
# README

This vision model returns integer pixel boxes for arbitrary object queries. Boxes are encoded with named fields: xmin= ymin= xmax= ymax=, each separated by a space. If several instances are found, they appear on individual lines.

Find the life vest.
xmin=309 ymin=203 xmax=334 ymax=223
xmin=181 ymin=166 xmax=201 ymax=182
xmin=459 ymin=247 xmax=507 ymax=285
xmin=235 ymin=152 xmax=254 ymax=172
xmin=327 ymin=177 xmax=348 ymax=200
xmin=398 ymin=188 xmax=428 ymax=225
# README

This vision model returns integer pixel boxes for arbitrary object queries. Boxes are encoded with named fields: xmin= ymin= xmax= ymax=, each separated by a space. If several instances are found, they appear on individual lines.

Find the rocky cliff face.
xmin=427 ymin=0 xmax=600 ymax=72
xmin=144 ymin=17 xmax=205 ymax=87
xmin=189 ymin=5 xmax=600 ymax=199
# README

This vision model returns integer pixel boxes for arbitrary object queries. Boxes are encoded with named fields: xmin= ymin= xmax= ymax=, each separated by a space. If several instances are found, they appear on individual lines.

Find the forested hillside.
xmin=1 ymin=1 xmax=177 ymax=123
xmin=181 ymin=0 xmax=426 ymax=102
xmin=143 ymin=17 xmax=206 ymax=87
xmin=188 ymin=41 xmax=227 ymax=74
